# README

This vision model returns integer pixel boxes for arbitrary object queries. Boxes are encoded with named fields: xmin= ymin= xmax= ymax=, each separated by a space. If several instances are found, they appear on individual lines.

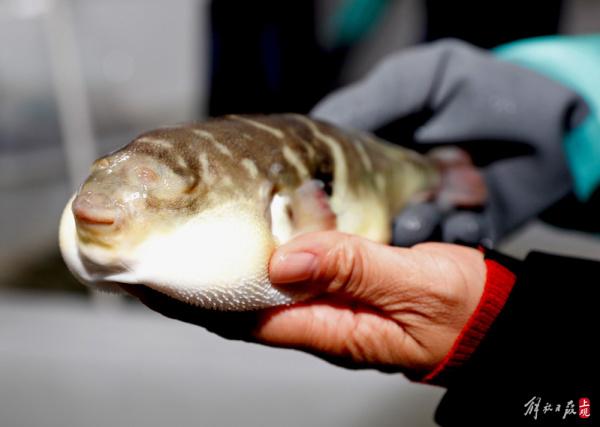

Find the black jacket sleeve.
xmin=435 ymin=251 xmax=598 ymax=426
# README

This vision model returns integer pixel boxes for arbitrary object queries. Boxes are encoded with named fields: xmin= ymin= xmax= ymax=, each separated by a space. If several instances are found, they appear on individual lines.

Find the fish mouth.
xmin=59 ymin=195 xmax=129 ymax=293
xmin=74 ymin=210 xmax=115 ymax=226
xmin=72 ymin=192 xmax=122 ymax=235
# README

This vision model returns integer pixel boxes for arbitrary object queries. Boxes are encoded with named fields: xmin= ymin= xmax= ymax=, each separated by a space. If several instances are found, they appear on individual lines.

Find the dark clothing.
xmin=425 ymin=0 xmax=563 ymax=49
xmin=436 ymin=251 xmax=597 ymax=426
xmin=207 ymin=0 xmax=342 ymax=116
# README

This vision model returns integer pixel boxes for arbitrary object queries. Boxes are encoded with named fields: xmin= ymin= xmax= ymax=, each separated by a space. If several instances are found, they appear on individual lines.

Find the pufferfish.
xmin=59 ymin=114 xmax=441 ymax=310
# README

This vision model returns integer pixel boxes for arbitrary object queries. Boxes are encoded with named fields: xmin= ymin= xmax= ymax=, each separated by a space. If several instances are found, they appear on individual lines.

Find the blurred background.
xmin=1 ymin=1 xmax=599 ymax=426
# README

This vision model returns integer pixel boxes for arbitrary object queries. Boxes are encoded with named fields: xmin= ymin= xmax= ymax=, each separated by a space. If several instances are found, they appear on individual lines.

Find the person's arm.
xmin=434 ymin=250 xmax=598 ymax=425
xmin=495 ymin=34 xmax=600 ymax=203
xmin=312 ymin=39 xmax=591 ymax=246
xmin=125 ymin=230 xmax=597 ymax=425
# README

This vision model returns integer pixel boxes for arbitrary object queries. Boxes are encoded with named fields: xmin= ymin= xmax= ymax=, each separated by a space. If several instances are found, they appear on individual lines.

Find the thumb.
xmin=269 ymin=230 xmax=414 ymax=304
xmin=260 ymin=231 xmax=422 ymax=367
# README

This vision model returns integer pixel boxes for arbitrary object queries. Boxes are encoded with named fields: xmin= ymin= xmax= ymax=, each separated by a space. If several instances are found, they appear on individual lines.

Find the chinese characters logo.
xmin=524 ymin=396 xmax=591 ymax=421
xmin=579 ymin=398 xmax=591 ymax=419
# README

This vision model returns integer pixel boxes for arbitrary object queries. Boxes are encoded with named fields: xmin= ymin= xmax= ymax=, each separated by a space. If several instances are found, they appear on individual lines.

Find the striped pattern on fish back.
xmin=118 ymin=113 xmax=429 ymax=216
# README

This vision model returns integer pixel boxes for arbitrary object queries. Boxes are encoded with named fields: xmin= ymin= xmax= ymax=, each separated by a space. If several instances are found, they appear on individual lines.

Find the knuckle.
xmin=324 ymin=235 xmax=367 ymax=294
xmin=347 ymin=316 xmax=378 ymax=362
xmin=347 ymin=328 xmax=370 ymax=362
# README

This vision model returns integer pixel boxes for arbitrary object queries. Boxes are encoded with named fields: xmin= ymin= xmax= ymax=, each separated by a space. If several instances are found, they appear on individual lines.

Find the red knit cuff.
xmin=419 ymin=257 xmax=516 ymax=386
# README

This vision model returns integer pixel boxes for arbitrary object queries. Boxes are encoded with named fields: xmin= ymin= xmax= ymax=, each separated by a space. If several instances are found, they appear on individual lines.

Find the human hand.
xmin=312 ymin=39 xmax=587 ymax=245
xmin=124 ymin=231 xmax=486 ymax=376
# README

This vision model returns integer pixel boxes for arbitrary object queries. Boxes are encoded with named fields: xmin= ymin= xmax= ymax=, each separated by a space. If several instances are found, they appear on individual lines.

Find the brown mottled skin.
xmin=91 ymin=114 xmax=437 ymax=224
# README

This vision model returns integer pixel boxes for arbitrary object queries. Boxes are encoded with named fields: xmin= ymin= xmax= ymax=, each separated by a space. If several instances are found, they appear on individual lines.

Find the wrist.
xmin=403 ymin=243 xmax=486 ymax=373
xmin=416 ymin=251 xmax=517 ymax=386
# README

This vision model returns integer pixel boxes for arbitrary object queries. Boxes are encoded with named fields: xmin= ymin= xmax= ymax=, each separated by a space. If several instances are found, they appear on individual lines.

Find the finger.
xmin=253 ymin=298 xmax=413 ymax=370
xmin=392 ymin=203 xmax=443 ymax=247
xmin=122 ymin=281 xmax=412 ymax=369
xmin=441 ymin=211 xmax=488 ymax=245
xmin=123 ymin=280 xmax=415 ymax=370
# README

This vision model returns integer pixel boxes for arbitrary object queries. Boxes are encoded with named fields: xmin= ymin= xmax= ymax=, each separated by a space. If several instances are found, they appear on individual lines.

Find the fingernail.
xmin=270 ymin=252 xmax=317 ymax=284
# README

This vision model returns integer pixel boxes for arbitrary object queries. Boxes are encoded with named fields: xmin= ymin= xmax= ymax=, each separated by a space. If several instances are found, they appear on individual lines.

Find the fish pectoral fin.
xmin=270 ymin=180 xmax=337 ymax=243
xmin=289 ymin=179 xmax=337 ymax=234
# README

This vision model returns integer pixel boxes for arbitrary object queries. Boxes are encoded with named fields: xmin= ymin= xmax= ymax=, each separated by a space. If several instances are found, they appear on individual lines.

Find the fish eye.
xmin=136 ymin=166 xmax=160 ymax=184
xmin=130 ymin=165 xmax=162 ymax=188
xmin=132 ymin=163 xmax=190 ymax=202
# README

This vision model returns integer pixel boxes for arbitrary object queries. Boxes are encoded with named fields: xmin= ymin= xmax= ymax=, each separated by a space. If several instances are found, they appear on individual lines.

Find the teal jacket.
xmin=495 ymin=35 xmax=600 ymax=201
